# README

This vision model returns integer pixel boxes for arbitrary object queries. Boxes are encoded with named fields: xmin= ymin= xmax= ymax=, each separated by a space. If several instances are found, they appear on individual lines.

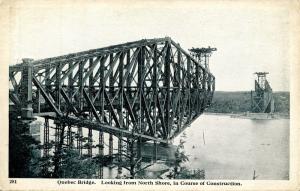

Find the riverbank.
xmin=206 ymin=91 xmax=289 ymax=114
xmin=204 ymin=112 xmax=290 ymax=119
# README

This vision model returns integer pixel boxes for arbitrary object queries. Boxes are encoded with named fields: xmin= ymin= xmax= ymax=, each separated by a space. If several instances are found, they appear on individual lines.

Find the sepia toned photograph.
xmin=1 ymin=0 xmax=299 ymax=190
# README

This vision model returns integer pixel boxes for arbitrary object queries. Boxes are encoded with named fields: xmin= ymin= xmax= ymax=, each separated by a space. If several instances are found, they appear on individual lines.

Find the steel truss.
xmin=9 ymin=37 xmax=215 ymax=178
xmin=251 ymin=72 xmax=274 ymax=113
xmin=9 ymin=37 xmax=215 ymax=142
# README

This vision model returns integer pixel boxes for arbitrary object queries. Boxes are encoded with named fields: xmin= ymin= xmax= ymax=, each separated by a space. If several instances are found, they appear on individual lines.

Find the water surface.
xmin=174 ymin=114 xmax=289 ymax=180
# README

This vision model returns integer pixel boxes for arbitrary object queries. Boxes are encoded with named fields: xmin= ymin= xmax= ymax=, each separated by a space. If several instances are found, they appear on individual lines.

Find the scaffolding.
xmin=251 ymin=72 xmax=275 ymax=113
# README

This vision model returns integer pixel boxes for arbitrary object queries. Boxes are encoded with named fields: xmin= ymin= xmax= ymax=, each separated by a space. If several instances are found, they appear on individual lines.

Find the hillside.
xmin=206 ymin=91 xmax=290 ymax=115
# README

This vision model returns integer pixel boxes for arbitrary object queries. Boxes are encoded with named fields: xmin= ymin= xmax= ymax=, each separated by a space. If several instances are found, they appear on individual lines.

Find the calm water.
xmin=174 ymin=114 xmax=289 ymax=180
xmin=37 ymin=113 xmax=289 ymax=179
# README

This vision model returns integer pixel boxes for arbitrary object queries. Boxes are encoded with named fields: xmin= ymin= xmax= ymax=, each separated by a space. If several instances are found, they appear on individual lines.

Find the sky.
xmin=9 ymin=1 xmax=291 ymax=91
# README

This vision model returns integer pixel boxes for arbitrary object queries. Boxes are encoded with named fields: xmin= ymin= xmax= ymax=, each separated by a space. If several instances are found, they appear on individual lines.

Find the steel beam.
xmin=10 ymin=37 xmax=215 ymax=144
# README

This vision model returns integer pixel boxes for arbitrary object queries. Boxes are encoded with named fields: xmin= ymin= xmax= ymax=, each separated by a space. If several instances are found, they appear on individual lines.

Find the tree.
xmin=170 ymin=132 xmax=189 ymax=179
xmin=110 ymin=133 xmax=157 ymax=179
xmin=9 ymin=113 xmax=40 ymax=177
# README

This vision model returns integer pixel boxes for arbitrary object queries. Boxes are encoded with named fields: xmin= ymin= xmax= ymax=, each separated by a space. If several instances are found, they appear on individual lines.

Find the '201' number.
xmin=9 ymin=179 xmax=17 ymax=184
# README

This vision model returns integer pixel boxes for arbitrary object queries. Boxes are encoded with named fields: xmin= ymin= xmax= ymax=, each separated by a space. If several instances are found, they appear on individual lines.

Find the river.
xmin=173 ymin=113 xmax=289 ymax=180
xmin=36 ymin=113 xmax=289 ymax=179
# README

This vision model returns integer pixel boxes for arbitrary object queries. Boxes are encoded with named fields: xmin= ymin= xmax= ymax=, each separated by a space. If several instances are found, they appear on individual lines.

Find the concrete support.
xmin=20 ymin=59 xmax=34 ymax=121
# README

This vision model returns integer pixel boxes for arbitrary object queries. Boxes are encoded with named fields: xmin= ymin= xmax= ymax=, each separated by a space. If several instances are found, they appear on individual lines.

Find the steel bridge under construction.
xmin=9 ymin=37 xmax=216 ymax=178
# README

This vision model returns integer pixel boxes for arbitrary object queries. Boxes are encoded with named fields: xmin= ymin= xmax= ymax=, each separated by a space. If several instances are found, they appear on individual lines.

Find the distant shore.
xmin=206 ymin=91 xmax=289 ymax=115
xmin=204 ymin=112 xmax=290 ymax=119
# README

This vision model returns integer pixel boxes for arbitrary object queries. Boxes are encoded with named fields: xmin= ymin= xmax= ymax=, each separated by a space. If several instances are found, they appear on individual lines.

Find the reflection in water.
xmin=173 ymin=114 xmax=289 ymax=180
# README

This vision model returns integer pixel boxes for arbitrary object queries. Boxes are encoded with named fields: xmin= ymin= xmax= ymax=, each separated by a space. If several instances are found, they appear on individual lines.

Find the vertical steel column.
xmin=98 ymin=133 xmax=103 ymax=178
xmin=55 ymin=63 xmax=62 ymax=110
xmin=251 ymin=90 xmax=253 ymax=111
xmin=164 ymin=41 xmax=171 ymax=139
xmin=204 ymin=54 xmax=209 ymax=71
xmin=206 ymin=53 xmax=212 ymax=101
xmin=195 ymin=60 xmax=200 ymax=115
xmin=37 ymin=74 xmax=41 ymax=113
xmin=55 ymin=62 xmax=63 ymax=155
xmin=68 ymin=62 xmax=74 ymax=110
xmin=53 ymin=121 xmax=66 ymax=177
xmin=187 ymin=57 xmax=192 ymax=121
xmin=108 ymin=135 xmax=113 ymax=159
xmin=88 ymin=58 xmax=94 ymax=158
xmin=77 ymin=60 xmax=84 ymax=156
xmin=98 ymin=56 xmax=105 ymax=178
xmin=42 ymin=117 xmax=50 ymax=175
xmin=55 ymin=121 xmax=60 ymax=152
xmin=126 ymin=50 xmax=131 ymax=157
xmin=137 ymin=46 xmax=145 ymax=167
xmin=76 ymin=126 xmax=82 ymax=156
xmin=208 ymin=74 xmax=211 ymax=92
xmin=43 ymin=118 xmax=50 ymax=157
xmin=212 ymin=76 xmax=215 ymax=92
xmin=207 ymin=73 xmax=212 ymax=105
xmin=117 ymin=52 xmax=124 ymax=176
xmin=78 ymin=60 xmax=84 ymax=110
xmin=152 ymin=45 xmax=158 ymax=162
xmin=108 ymin=54 xmax=114 ymax=159
xmin=202 ymin=68 xmax=207 ymax=106
xmin=177 ymin=49 xmax=183 ymax=131
xmin=125 ymin=110 xmax=130 ymax=157
xmin=45 ymin=64 xmax=51 ymax=92
xmin=88 ymin=129 xmax=93 ymax=157
xmin=67 ymin=124 xmax=72 ymax=149
xmin=67 ymin=63 xmax=74 ymax=150
xmin=55 ymin=63 xmax=62 ymax=153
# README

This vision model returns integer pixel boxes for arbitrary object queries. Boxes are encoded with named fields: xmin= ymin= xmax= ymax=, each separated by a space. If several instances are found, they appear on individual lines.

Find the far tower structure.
xmin=189 ymin=47 xmax=217 ymax=71
xmin=251 ymin=72 xmax=275 ymax=113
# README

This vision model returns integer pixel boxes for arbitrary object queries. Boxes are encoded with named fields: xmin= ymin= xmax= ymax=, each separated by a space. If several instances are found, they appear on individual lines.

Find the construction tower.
xmin=251 ymin=72 xmax=275 ymax=113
